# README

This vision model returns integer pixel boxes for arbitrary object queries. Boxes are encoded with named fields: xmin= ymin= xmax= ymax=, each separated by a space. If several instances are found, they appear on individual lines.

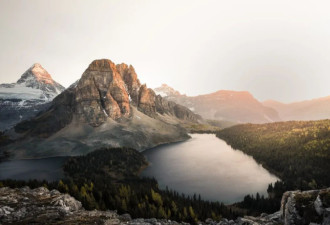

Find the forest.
xmin=0 ymin=148 xmax=240 ymax=223
xmin=2 ymin=120 xmax=329 ymax=220
xmin=216 ymin=119 xmax=330 ymax=214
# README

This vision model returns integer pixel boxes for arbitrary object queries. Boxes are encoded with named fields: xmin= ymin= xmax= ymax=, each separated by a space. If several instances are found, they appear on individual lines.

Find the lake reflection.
xmin=0 ymin=157 xmax=67 ymax=181
xmin=141 ymin=134 xmax=278 ymax=204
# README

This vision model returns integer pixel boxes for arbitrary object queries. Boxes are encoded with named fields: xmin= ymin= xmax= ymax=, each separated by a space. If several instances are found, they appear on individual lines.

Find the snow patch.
xmin=0 ymin=85 xmax=45 ymax=100
xmin=18 ymin=100 xmax=26 ymax=107
xmin=103 ymin=109 xmax=109 ymax=117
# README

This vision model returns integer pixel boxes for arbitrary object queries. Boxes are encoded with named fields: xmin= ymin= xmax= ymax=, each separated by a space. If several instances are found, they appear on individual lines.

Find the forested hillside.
xmin=217 ymin=120 xmax=330 ymax=189
xmin=216 ymin=120 xmax=330 ymax=214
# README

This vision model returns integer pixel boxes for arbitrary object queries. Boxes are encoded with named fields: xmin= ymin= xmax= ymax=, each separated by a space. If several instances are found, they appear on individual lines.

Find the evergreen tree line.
xmin=0 ymin=148 xmax=242 ymax=223
xmin=216 ymin=120 xmax=330 ymax=214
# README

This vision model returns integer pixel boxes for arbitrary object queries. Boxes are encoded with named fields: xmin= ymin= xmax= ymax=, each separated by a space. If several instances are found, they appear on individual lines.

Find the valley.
xmin=2 ymin=2 xmax=330 ymax=224
xmin=0 ymin=60 xmax=329 ymax=225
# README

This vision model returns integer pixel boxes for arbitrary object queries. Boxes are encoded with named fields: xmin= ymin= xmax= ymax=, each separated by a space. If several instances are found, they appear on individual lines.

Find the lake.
xmin=141 ymin=133 xmax=279 ymax=204
xmin=0 ymin=157 xmax=68 ymax=181
xmin=0 ymin=134 xmax=279 ymax=204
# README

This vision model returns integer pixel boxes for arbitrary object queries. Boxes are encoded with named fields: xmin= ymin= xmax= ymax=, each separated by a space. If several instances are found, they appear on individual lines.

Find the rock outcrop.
xmin=0 ymin=186 xmax=185 ymax=225
xmin=1 ymin=187 xmax=329 ymax=225
xmin=280 ymin=188 xmax=330 ymax=225
xmin=0 ymin=63 xmax=65 ymax=131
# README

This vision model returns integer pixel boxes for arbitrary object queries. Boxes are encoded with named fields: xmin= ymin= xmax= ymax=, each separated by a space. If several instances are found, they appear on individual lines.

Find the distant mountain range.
xmin=263 ymin=96 xmax=330 ymax=121
xmin=154 ymin=84 xmax=280 ymax=123
xmin=154 ymin=84 xmax=330 ymax=123
xmin=0 ymin=63 xmax=65 ymax=131
xmin=1 ymin=59 xmax=200 ymax=159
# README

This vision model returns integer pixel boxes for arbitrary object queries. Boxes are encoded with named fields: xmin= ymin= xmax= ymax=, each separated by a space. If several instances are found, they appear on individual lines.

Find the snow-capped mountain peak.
xmin=10 ymin=63 xmax=65 ymax=99
xmin=18 ymin=63 xmax=55 ymax=86
xmin=0 ymin=63 xmax=65 ymax=131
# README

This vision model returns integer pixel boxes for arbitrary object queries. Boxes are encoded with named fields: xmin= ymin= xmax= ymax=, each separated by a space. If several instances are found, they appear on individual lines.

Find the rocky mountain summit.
xmin=0 ymin=63 xmax=65 ymax=131
xmin=15 ymin=63 xmax=64 ymax=99
xmin=153 ymin=85 xmax=280 ymax=124
xmin=2 ymin=59 xmax=200 ymax=159
xmin=1 ymin=187 xmax=329 ymax=225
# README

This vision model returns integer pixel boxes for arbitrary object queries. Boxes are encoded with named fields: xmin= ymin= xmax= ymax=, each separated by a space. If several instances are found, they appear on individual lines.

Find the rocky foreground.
xmin=0 ymin=187 xmax=330 ymax=225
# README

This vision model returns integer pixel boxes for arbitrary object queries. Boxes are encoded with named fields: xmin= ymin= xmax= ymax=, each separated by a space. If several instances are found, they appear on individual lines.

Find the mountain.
xmin=154 ymin=84 xmax=280 ymax=123
xmin=263 ymin=96 xmax=330 ymax=121
xmin=0 ymin=63 xmax=65 ymax=131
xmin=1 ymin=59 xmax=200 ymax=159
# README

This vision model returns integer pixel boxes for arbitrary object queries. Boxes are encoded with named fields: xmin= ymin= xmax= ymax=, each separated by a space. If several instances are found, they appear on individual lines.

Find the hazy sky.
xmin=0 ymin=0 xmax=330 ymax=103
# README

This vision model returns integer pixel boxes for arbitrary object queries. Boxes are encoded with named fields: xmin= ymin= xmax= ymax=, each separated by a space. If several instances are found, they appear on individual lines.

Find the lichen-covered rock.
xmin=280 ymin=188 xmax=330 ymax=225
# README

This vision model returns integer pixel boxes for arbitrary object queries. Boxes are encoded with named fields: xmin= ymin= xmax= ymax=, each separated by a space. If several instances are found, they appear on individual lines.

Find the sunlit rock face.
xmin=75 ymin=59 xmax=131 ymax=126
xmin=116 ymin=63 xmax=141 ymax=106
xmin=137 ymin=84 xmax=156 ymax=117
xmin=69 ymin=59 xmax=200 ymax=126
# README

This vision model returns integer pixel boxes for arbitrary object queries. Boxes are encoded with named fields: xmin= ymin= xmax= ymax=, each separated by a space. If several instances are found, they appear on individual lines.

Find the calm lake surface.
xmin=142 ymin=134 xmax=279 ymax=204
xmin=0 ymin=157 xmax=68 ymax=181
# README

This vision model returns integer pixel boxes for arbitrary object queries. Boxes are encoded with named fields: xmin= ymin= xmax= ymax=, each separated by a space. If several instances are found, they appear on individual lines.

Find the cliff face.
xmin=75 ymin=59 xmax=131 ymax=126
xmin=1 ymin=187 xmax=329 ymax=225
